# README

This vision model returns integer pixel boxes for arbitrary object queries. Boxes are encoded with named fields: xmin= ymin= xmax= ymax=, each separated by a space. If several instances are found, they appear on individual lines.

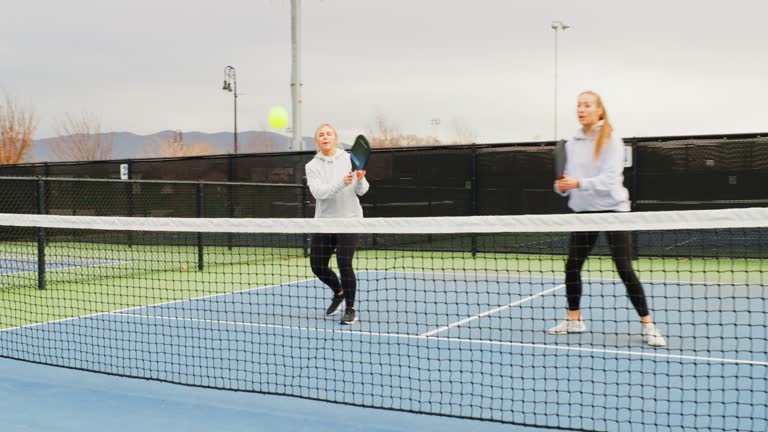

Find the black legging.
xmin=565 ymin=230 xmax=650 ymax=317
xmin=310 ymin=234 xmax=360 ymax=309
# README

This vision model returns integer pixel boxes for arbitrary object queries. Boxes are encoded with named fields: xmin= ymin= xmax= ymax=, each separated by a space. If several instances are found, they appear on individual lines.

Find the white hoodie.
xmin=305 ymin=149 xmax=370 ymax=218
xmin=555 ymin=123 xmax=630 ymax=212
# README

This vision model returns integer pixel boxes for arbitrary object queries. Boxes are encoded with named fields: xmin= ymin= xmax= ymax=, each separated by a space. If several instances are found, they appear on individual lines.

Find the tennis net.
xmin=0 ymin=209 xmax=766 ymax=431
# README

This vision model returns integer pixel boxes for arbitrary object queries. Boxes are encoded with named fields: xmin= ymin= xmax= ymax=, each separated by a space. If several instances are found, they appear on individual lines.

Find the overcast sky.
xmin=2 ymin=0 xmax=767 ymax=146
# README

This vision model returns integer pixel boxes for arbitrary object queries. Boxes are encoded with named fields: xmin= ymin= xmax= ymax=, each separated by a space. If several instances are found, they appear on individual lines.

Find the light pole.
xmin=222 ymin=65 xmax=238 ymax=154
xmin=291 ymin=0 xmax=303 ymax=151
xmin=551 ymin=20 xmax=570 ymax=140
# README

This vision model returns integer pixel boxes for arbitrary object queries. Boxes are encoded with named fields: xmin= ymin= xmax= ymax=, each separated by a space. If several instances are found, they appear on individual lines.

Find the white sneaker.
xmin=546 ymin=319 xmax=587 ymax=334
xmin=642 ymin=324 xmax=667 ymax=347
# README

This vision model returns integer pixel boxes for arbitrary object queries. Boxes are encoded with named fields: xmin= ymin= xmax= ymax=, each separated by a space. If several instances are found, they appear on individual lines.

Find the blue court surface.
xmin=0 ymin=270 xmax=766 ymax=431
xmin=0 ymin=357 xmax=532 ymax=432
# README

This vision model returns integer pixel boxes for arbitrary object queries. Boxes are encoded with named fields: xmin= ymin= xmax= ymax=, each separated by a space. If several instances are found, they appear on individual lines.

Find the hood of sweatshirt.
xmin=313 ymin=148 xmax=346 ymax=163
xmin=575 ymin=120 xmax=604 ymax=140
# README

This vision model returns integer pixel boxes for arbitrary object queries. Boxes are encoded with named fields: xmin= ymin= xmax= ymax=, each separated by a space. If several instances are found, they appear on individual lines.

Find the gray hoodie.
xmin=305 ymin=149 xmax=370 ymax=218
xmin=555 ymin=123 xmax=630 ymax=212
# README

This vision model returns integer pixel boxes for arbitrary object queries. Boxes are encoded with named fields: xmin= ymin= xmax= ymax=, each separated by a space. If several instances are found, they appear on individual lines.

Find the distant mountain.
xmin=28 ymin=131 xmax=319 ymax=162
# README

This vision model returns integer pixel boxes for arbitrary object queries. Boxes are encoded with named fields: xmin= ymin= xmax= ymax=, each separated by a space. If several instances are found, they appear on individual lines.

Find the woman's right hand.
xmin=343 ymin=172 xmax=354 ymax=186
xmin=556 ymin=176 xmax=580 ymax=192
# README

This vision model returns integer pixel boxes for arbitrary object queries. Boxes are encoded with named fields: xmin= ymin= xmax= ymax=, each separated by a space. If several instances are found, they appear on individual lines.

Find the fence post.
xmin=197 ymin=181 xmax=205 ymax=270
xmin=36 ymin=177 xmax=46 ymax=289
xmin=470 ymin=144 xmax=478 ymax=257
xmin=302 ymin=176 xmax=310 ymax=257
xmin=127 ymin=174 xmax=134 ymax=247
xmin=227 ymin=155 xmax=234 ymax=249
xmin=629 ymin=140 xmax=639 ymax=260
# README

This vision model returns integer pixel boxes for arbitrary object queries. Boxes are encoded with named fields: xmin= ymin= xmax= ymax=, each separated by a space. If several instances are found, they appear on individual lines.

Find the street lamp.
xmin=551 ymin=20 xmax=570 ymax=140
xmin=222 ymin=65 xmax=238 ymax=154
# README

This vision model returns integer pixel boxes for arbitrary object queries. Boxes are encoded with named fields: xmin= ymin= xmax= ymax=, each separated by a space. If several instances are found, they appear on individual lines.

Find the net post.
xmin=36 ymin=177 xmax=46 ymax=289
xmin=196 ymin=181 xmax=204 ymax=271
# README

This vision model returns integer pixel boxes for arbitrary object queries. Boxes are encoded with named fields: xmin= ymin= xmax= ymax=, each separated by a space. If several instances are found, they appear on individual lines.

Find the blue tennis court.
xmin=0 ymin=356 xmax=529 ymax=432
xmin=1 ymin=270 xmax=765 ymax=431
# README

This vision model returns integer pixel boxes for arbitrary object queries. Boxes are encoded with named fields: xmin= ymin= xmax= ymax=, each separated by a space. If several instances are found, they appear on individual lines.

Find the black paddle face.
xmin=554 ymin=139 xmax=566 ymax=179
xmin=350 ymin=135 xmax=371 ymax=170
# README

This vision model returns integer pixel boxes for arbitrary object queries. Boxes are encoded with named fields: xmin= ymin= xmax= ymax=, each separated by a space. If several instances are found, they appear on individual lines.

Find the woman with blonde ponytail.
xmin=549 ymin=91 xmax=666 ymax=347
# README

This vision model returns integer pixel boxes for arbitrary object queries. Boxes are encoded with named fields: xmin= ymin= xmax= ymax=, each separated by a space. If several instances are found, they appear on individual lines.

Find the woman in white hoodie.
xmin=305 ymin=123 xmax=369 ymax=325
xmin=549 ymin=91 xmax=666 ymax=347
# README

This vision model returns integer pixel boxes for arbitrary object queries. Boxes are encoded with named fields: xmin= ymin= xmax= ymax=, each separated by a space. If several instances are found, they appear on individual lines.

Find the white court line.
xmin=363 ymin=269 xmax=764 ymax=287
xmin=112 ymin=277 xmax=316 ymax=314
xmin=0 ymin=277 xmax=316 ymax=334
xmin=109 ymin=312 xmax=768 ymax=367
xmin=5 ymin=271 xmax=767 ymax=367
xmin=0 ymin=258 xmax=123 ymax=276
xmin=363 ymin=269 xmax=556 ymax=282
xmin=419 ymin=284 xmax=566 ymax=337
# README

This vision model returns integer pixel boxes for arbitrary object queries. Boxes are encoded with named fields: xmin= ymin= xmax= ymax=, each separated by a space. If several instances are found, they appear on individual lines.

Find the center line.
xmin=419 ymin=284 xmax=565 ymax=337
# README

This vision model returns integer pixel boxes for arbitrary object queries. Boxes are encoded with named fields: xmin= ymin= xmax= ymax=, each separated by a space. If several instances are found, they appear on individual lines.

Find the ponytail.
xmin=579 ymin=91 xmax=613 ymax=159
xmin=594 ymin=116 xmax=613 ymax=159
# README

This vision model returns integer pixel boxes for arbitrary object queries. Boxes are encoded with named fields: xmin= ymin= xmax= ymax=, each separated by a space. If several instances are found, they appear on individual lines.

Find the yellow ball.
xmin=181 ymin=264 xmax=188 ymax=271
xmin=268 ymin=106 xmax=289 ymax=129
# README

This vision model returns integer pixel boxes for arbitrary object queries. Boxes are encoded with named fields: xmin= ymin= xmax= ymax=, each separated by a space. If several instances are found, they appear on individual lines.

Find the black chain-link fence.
xmin=0 ymin=177 xmax=305 ymax=218
xmin=1 ymin=133 xmax=766 ymax=216
xmin=632 ymin=135 xmax=768 ymax=210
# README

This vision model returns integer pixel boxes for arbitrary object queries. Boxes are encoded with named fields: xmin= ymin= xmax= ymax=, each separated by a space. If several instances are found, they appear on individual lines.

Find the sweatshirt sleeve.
xmin=578 ymin=136 xmax=624 ymax=192
xmin=354 ymin=176 xmax=369 ymax=196
xmin=306 ymin=162 xmax=346 ymax=200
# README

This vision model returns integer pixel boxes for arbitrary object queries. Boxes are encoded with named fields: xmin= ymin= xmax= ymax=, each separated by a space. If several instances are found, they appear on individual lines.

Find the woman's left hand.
xmin=355 ymin=170 xmax=366 ymax=181
xmin=556 ymin=176 xmax=579 ymax=192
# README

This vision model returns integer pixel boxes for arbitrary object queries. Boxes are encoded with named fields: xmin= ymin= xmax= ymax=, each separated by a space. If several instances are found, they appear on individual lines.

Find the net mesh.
xmin=0 ymin=209 xmax=766 ymax=431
